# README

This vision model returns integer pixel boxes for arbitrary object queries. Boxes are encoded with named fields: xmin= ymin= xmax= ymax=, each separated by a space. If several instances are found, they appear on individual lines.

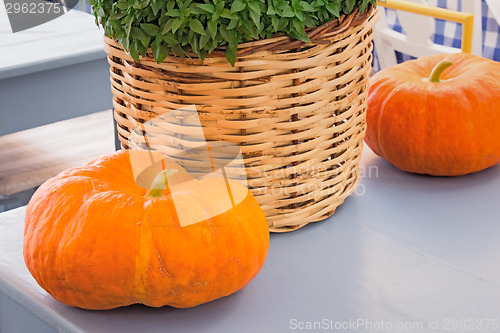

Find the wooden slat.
xmin=0 ymin=110 xmax=115 ymax=196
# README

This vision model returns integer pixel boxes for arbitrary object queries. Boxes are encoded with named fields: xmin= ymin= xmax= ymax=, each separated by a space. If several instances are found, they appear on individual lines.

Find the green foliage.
xmin=89 ymin=0 xmax=375 ymax=65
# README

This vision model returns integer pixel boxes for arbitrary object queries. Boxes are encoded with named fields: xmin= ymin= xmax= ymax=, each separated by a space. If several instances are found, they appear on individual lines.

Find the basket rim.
xmin=103 ymin=4 xmax=375 ymax=63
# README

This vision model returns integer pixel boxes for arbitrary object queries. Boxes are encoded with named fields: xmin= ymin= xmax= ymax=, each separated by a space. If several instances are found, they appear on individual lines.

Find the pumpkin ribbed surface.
xmin=24 ymin=150 xmax=269 ymax=309
xmin=365 ymin=53 xmax=500 ymax=176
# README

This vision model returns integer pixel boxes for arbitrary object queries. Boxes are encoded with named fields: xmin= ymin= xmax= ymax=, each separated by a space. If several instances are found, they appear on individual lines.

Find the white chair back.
xmin=374 ymin=0 xmax=483 ymax=69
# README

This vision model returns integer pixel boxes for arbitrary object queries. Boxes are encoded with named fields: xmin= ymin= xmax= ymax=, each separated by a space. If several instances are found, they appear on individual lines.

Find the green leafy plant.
xmin=89 ymin=0 xmax=376 ymax=65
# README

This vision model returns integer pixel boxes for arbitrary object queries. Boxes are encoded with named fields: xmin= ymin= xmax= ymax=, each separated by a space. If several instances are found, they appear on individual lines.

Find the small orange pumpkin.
xmin=24 ymin=150 xmax=269 ymax=310
xmin=365 ymin=53 xmax=500 ymax=176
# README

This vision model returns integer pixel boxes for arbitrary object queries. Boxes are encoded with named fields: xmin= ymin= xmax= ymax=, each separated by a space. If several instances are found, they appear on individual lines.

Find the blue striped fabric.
xmin=373 ymin=0 xmax=500 ymax=72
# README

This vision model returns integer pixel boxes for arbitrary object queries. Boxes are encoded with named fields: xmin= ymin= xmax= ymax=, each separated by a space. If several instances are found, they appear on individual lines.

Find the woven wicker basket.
xmin=104 ymin=7 xmax=379 ymax=232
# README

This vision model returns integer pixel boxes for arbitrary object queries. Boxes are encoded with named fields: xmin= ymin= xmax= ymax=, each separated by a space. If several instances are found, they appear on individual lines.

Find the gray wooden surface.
xmin=0 ymin=8 xmax=112 ymax=136
xmin=1 ymin=147 xmax=500 ymax=333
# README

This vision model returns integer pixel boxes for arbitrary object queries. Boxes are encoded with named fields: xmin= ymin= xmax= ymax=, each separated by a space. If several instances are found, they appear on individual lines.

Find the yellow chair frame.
xmin=377 ymin=0 xmax=474 ymax=53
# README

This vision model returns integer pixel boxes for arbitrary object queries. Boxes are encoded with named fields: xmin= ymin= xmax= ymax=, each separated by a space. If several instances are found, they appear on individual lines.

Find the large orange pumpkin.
xmin=24 ymin=150 xmax=269 ymax=310
xmin=365 ymin=53 xmax=500 ymax=176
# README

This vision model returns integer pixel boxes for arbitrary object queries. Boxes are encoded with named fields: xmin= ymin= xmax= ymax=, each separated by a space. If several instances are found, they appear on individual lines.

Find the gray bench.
xmin=0 ymin=8 xmax=115 ymax=210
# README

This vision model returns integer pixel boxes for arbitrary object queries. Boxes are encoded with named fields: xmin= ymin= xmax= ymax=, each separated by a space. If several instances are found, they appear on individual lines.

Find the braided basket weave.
xmin=104 ymin=6 xmax=379 ymax=232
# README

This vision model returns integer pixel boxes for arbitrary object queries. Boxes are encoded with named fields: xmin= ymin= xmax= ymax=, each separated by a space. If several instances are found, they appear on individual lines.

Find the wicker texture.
xmin=104 ymin=7 xmax=379 ymax=232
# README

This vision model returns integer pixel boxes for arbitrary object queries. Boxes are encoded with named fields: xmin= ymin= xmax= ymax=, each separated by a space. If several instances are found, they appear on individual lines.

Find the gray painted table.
xmin=0 ymin=7 xmax=112 ymax=136
xmin=1 ymin=147 xmax=500 ymax=333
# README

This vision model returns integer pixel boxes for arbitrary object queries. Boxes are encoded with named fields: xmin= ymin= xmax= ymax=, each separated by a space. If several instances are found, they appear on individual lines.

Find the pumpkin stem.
xmin=147 ymin=169 xmax=177 ymax=198
xmin=429 ymin=59 xmax=453 ymax=83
